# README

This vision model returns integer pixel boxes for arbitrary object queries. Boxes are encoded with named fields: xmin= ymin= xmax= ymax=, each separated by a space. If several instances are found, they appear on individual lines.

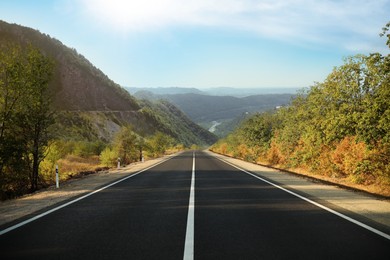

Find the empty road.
xmin=1 ymin=151 xmax=389 ymax=259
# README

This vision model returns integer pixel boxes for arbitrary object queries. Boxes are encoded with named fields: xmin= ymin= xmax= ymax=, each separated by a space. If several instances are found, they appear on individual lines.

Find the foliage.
xmin=211 ymin=27 xmax=390 ymax=195
xmin=0 ymin=21 xmax=209 ymax=199
xmin=146 ymin=132 xmax=175 ymax=157
xmin=0 ymin=43 xmax=54 ymax=198
xmin=99 ymin=127 xmax=177 ymax=166
xmin=113 ymin=125 xmax=141 ymax=165
xmin=139 ymin=99 xmax=217 ymax=146
xmin=1 ymin=20 xmax=216 ymax=147
xmin=100 ymin=146 xmax=118 ymax=167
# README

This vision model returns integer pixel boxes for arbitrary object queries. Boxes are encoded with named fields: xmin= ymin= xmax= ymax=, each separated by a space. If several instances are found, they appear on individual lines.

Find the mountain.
xmin=138 ymin=99 xmax=217 ymax=145
xmin=0 ymin=21 xmax=139 ymax=112
xmin=133 ymin=91 xmax=295 ymax=136
xmin=202 ymin=87 xmax=300 ymax=97
xmin=127 ymin=86 xmax=300 ymax=97
xmin=161 ymin=93 xmax=294 ymax=122
xmin=126 ymin=87 xmax=205 ymax=95
xmin=0 ymin=20 xmax=216 ymax=146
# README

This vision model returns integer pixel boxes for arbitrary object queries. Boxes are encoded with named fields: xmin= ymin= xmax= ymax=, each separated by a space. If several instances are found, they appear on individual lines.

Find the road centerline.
xmin=183 ymin=152 xmax=195 ymax=260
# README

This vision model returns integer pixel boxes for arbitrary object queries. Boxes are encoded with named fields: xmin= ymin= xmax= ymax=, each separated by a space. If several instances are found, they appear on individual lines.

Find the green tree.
xmin=100 ymin=146 xmax=117 ymax=167
xmin=239 ymin=112 xmax=275 ymax=149
xmin=0 ymin=44 xmax=27 ymax=183
xmin=211 ymin=22 xmax=390 ymax=190
xmin=135 ymin=135 xmax=146 ymax=161
xmin=21 ymin=46 xmax=54 ymax=191
xmin=147 ymin=132 xmax=174 ymax=157
xmin=380 ymin=21 xmax=390 ymax=48
xmin=114 ymin=125 xmax=139 ymax=164
xmin=0 ymin=43 xmax=54 ymax=196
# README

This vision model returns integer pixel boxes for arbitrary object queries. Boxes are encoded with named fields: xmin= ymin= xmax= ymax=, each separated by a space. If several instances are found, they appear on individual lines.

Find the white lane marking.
xmin=215 ymin=155 xmax=390 ymax=241
xmin=183 ymin=152 xmax=195 ymax=260
xmin=0 ymin=155 xmax=175 ymax=236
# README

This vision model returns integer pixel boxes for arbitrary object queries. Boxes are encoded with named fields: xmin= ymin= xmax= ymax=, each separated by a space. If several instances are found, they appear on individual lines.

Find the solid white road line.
xmin=0 ymin=155 xmax=175 ymax=236
xmin=183 ymin=152 xmax=195 ymax=260
xmin=215 ymin=155 xmax=390 ymax=241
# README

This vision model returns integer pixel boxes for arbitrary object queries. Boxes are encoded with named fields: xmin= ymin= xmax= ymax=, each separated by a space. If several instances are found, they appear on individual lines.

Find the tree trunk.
xmin=30 ymin=138 xmax=39 ymax=192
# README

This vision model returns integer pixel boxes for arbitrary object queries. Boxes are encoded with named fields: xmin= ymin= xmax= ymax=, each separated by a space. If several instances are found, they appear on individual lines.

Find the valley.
xmin=130 ymin=87 xmax=296 ymax=137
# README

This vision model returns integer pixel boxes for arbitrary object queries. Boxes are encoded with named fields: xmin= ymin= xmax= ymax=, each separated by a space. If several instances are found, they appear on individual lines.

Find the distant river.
xmin=209 ymin=121 xmax=221 ymax=133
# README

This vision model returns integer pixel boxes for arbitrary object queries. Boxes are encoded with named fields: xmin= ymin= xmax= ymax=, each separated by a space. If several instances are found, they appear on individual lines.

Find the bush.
xmin=100 ymin=147 xmax=118 ymax=167
xmin=73 ymin=141 xmax=106 ymax=158
xmin=331 ymin=136 xmax=367 ymax=177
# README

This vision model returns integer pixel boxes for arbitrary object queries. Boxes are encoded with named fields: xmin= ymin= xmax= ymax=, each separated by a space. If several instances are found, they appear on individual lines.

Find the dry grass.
xmin=254 ymin=158 xmax=390 ymax=198
xmin=57 ymin=155 xmax=103 ymax=180
xmin=216 ymin=150 xmax=390 ymax=198
xmin=289 ymin=167 xmax=390 ymax=197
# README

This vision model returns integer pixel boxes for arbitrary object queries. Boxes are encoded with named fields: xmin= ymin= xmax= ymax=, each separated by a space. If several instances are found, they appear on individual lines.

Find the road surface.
xmin=1 ymin=151 xmax=389 ymax=259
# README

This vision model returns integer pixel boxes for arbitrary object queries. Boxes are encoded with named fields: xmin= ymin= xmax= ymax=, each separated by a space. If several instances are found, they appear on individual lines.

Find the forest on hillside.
xmin=0 ymin=21 xmax=216 ymax=200
xmin=0 ymin=42 xmax=211 ymax=200
xmin=212 ymin=24 xmax=390 ymax=196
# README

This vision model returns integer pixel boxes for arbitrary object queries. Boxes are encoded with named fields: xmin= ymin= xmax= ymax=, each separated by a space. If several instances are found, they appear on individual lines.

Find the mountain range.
xmin=126 ymin=86 xmax=300 ymax=97
xmin=130 ymin=89 xmax=296 ymax=136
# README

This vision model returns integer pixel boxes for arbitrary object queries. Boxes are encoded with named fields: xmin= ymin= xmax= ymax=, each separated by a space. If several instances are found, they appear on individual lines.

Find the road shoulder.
xmin=0 ymin=153 xmax=178 ymax=228
xmin=206 ymin=150 xmax=390 ymax=230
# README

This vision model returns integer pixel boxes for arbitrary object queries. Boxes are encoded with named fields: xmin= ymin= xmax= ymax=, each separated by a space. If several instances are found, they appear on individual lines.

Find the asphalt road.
xmin=1 ymin=151 xmax=389 ymax=259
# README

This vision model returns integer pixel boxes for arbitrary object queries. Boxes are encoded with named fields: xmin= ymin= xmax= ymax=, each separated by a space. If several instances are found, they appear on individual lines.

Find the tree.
xmin=147 ymin=132 xmax=174 ymax=157
xmin=239 ymin=112 xmax=275 ymax=149
xmin=114 ymin=125 xmax=139 ymax=164
xmin=135 ymin=135 xmax=146 ymax=162
xmin=380 ymin=21 xmax=390 ymax=48
xmin=20 ymin=46 xmax=54 ymax=191
xmin=210 ymin=22 xmax=390 ymax=191
xmin=0 ymin=43 xmax=32 ymax=198
xmin=0 ymin=43 xmax=54 ymax=196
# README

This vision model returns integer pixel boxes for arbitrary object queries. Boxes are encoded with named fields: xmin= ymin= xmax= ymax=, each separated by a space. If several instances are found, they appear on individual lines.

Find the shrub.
xmin=331 ymin=136 xmax=367 ymax=177
xmin=266 ymin=140 xmax=283 ymax=165
xmin=100 ymin=147 xmax=118 ymax=167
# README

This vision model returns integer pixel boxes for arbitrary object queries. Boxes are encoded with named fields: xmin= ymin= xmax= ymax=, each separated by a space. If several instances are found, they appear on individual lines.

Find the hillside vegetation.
xmin=212 ymin=27 xmax=390 ymax=196
xmin=0 ymin=20 xmax=216 ymax=146
xmin=0 ymin=21 xmax=216 ymax=146
xmin=0 ymin=21 xmax=139 ymax=112
xmin=0 ymin=20 xmax=216 ymax=199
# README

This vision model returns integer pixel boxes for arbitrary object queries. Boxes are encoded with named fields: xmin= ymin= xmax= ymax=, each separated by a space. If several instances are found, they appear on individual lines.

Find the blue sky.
xmin=0 ymin=0 xmax=389 ymax=88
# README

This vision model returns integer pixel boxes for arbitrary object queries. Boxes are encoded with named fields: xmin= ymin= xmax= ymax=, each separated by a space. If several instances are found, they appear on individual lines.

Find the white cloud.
xmin=79 ymin=0 xmax=390 ymax=51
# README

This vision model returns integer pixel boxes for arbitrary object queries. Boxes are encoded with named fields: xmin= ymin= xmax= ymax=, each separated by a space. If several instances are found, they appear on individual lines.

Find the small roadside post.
xmin=55 ymin=164 xmax=59 ymax=188
xmin=117 ymin=157 xmax=121 ymax=169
